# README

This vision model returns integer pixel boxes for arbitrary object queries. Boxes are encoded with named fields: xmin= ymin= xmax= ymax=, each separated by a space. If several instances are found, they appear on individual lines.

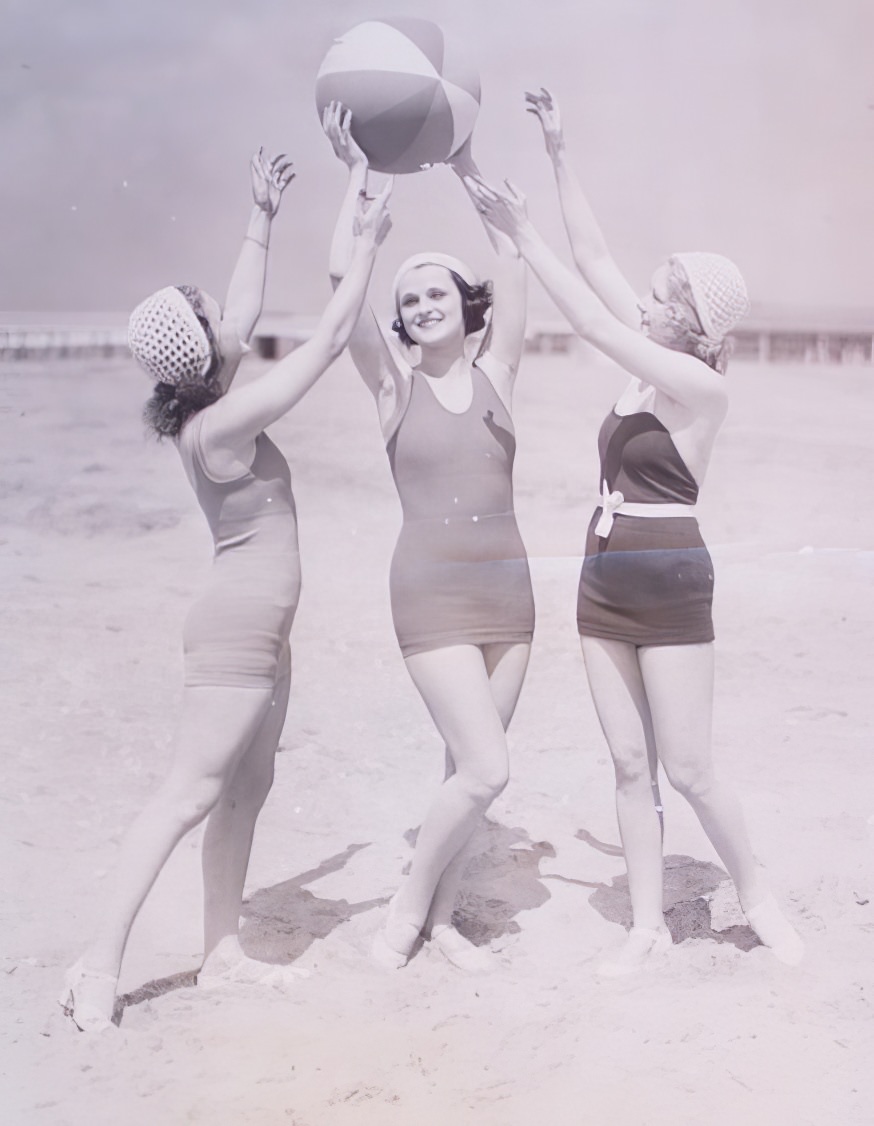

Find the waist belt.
xmin=594 ymin=481 xmax=697 ymax=538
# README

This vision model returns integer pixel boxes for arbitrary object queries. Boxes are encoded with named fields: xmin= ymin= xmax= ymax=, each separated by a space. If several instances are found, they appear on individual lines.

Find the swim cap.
xmin=128 ymin=286 xmax=215 ymax=385
xmin=392 ymin=253 xmax=480 ymax=311
xmin=670 ymin=253 xmax=750 ymax=341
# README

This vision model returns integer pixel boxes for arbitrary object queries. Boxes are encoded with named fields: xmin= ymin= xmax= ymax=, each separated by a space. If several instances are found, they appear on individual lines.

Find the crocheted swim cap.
xmin=128 ymin=286 xmax=215 ymax=385
xmin=392 ymin=253 xmax=480 ymax=310
xmin=670 ymin=253 xmax=750 ymax=341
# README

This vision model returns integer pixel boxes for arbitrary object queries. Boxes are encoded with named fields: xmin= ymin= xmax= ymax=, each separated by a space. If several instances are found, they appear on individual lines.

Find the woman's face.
xmin=638 ymin=264 xmax=682 ymax=346
xmin=193 ymin=290 xmax=229 ymax=390
xmin=396 ymin=265 xmax=465 ymax=348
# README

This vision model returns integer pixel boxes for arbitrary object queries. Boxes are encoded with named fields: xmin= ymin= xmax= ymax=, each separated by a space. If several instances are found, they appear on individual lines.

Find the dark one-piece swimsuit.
xmin=577 ymin=408 xmax=715 ymax=646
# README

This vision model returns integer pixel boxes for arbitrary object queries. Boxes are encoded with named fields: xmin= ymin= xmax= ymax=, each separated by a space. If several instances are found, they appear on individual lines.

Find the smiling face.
xmin=396 ymin=265 xmax=466 ymax=349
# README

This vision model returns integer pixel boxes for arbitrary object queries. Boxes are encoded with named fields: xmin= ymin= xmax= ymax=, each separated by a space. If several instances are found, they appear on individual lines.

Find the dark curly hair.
xmin=141 ymin=284 xmax=223 ymax=439
xmin=143 ymin=379 xmax=222 ymax=440
xmin=392 ymin=270 xmax=494 ymax=348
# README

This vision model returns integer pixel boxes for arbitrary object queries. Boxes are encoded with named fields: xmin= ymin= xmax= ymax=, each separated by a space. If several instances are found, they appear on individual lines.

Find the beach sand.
xmin=2 ymin=350 xmax=872 ymax=1125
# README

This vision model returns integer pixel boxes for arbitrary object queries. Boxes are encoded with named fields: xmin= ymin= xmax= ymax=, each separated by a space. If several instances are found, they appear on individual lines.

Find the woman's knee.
xmin=455 ymin=759 xmax=509 ymax=807
xmin=663 ymin=759 xmax=715 ymax=801
xmin=610 ymin=745 xmax=653 ymax=793
xmin=160 ymin=775 xmax=226 ymax=831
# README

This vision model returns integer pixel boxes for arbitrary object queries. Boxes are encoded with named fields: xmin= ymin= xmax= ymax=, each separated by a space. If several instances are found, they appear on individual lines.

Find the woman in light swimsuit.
xmin=323 ymin=103 xmax=533 ymax=972
xmin=59 ymin=153 xmax=391 ymax=1030
xmin=467 ymin=89 xmax=803 ymax=974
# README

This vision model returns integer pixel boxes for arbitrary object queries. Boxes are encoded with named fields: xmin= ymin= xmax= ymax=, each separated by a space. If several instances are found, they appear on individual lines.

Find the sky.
xmin=2 ymin=0 xmax=872 ymax=315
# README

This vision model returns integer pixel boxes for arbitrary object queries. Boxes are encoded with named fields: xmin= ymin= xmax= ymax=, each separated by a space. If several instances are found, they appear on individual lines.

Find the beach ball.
xmin=316 ymin=17 xmax=481 ymax=174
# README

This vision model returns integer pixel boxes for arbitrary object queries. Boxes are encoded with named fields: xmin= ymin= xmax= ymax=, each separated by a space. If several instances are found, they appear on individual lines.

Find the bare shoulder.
xmin=191 ymin=400 xmax=256 ymax=482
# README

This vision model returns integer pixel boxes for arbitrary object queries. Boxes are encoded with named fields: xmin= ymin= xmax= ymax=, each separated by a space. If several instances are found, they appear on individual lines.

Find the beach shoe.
xmin=58 ymin=960 xmax=117 ymax=1032
xmin=197 ymin=938 xmax=308 ymax=991
xmin=370 ymin=926 xmax=414 ymax=970
xmin=429 ymin=925 xmax=495 ymax=974
xmin=744 ymin=896 xmax=804 ymax=966
xmin=596 ymin=926 xmax=672 ymax=978
xmin=370 ymin=898 xmax=421 ymax=970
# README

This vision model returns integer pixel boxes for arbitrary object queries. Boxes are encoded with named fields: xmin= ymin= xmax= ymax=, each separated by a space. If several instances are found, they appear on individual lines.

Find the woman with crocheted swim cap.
xmin=59 ymin=152 xmax=391 ymax=1031
xmin=466 ymin=88 xmax=802 ymax=975
xmin=323 ymin=102 xmax=534 ymax=973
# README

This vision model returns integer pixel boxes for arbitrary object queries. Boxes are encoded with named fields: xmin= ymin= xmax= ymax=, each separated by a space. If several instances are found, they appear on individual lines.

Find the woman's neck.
xmin=416 ymin=343 xmax=467 ymax=379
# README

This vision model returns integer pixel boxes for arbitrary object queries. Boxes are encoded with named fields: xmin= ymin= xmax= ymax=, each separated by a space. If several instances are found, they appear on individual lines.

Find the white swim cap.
xmin=670 ymin=253 xmax=750 ymax=341
xmin=392 ymin=253 xmax=480 ymax=311
xmin=128 ymin=286 xmax=215 ymax=385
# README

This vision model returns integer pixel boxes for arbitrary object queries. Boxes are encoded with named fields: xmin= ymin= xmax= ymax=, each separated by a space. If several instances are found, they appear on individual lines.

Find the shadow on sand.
xmin=404 ymin=817 xmax=557 ymax=946
xmin=575 ymin=832 xmax=761 ymax=953
xmin=116 ymin=842 xmax=383 ymax=1023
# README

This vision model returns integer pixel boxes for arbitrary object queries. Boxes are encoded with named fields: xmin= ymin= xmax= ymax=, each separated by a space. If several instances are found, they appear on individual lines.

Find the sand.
xmin=1 ymin=349 xmax=872 ymax=1125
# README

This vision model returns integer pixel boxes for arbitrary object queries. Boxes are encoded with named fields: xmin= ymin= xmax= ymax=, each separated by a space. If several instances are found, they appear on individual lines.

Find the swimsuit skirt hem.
xmin=399 ymin=626 xmax=535 ymax=660
xmin=575 ymin=621 xmax=715 ymax=648
xmin=576 ymin=510 xmax=715 ymax=647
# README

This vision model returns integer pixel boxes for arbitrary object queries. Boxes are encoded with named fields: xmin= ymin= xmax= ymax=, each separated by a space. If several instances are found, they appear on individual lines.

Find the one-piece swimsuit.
xmin=386 ymin=356 xmax=535 ymax=657
xmin=577 ymin=407 xmax=714 ymax=646
xmin=177 ymin=412 xmax=301 ymax=686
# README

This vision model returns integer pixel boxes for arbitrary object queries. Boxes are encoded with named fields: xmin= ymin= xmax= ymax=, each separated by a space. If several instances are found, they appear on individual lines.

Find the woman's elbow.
xmin=313 ymin=322 xmax=351 ymax=365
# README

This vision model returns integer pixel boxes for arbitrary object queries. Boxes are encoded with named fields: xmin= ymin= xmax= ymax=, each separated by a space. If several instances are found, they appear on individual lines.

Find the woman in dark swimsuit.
xmin=323 ymin=103 xmax=533 ymax=972
xmin=468 ymin=89 xmax=803 ymax=974
xmin=59 ymin=155 xmax=390 ymax=1031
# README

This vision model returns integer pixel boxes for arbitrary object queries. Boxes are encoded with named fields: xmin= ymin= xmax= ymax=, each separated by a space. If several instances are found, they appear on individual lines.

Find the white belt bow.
xmin=594 ymin=480 xmax=697 ymax=538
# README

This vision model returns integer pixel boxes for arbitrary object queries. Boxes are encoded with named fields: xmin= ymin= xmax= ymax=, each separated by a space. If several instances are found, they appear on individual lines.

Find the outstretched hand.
xmin=353 ymin=178 xmax=393 ymax=247
xmin=446 ymin=133 xmax=478 ymax=177
xmin=251 ymin=149 xmax=295 ymax=216
xmin=322 ymin=100 xmax=368 ymax=169
xmin=525 ymin=87 xmax=564 ymax=158
xmin=463 ymin=176 xmax=530 ymax=243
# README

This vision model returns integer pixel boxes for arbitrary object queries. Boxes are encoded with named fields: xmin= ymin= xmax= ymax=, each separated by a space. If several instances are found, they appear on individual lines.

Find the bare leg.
xmin=638 ymin=643 xmax=802 ymax=963
xmin=424 ymin=641 xmax=530 ymax=936
xmin=637 ymin=643 xmax=766 ymax=907
xmin=68 ymin=685 xmax=273 ymax=1022
xmin=639 ymin=648 xmax=801 ymax=963
xmin=201 ymin=646 xmax=291 ymax=958
xmin=378 ymin=643 xmax=524 ymax=962
xmin=581 ymin=636 xmax=665 ymax=931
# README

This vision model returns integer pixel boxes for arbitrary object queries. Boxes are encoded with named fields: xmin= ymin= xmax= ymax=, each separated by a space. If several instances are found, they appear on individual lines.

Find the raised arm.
xmin=525 ymin=88 xmax=640 ymax=331
xmin=220 ymin=150 xmax=295 ymax=349
xmin=446 ymin=137 xmax=527 ymax=378
xmin=322 ymin=101 xmax=406 ymax=436
xmin=203 ymin=185 xmax=392 ymax=462
xmin=467 ymin=177 xmax=726 ymax=417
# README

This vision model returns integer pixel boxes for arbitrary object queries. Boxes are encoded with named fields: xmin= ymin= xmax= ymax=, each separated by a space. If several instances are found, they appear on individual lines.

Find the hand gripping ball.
xmin=316 ymin=16 xmax=481 ymax=174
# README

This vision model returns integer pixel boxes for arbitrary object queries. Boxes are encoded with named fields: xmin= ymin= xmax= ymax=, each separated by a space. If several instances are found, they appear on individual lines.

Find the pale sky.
xmin=3 ymin=0 xmax=872 ymax=314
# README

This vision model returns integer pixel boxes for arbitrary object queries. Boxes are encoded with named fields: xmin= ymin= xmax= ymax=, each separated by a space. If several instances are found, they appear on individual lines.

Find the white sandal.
xmin=745 ymin=896 xmax=804 ymax=966
xmin=371 ymin=897 xmax=420 ymax=970
xmin=596 ymin=927 xmax=672 ymax=978
xmin=58 ymin=960 xmax=117 ymax=1032
xmin=429 ymin=925 xmax=495 ymax=974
